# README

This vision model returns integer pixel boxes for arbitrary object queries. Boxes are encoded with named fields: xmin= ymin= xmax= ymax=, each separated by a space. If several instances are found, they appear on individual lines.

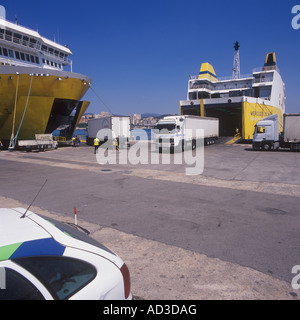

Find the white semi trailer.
xmin=153 ymin=115 xmax=219 ymax=152
xmin=86 ymin=116 xmax=130 ymax=148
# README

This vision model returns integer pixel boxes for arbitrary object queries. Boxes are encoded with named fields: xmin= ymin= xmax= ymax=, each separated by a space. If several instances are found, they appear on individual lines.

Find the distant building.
xmin=78 ymin=117 xmax=88 ymax=124
xmin=100 ymin=111 xmax=110 ymax=117
xmin=130 ymin=114 xmax=158 ymax=128
xmin=130 ymin=114 xmax=142 ymax=126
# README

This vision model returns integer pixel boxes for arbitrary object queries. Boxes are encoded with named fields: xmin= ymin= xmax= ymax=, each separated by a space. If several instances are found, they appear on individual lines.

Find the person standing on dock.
xmin=94 ymin=137 xmax=100 ymax=154
xmin=112 ymin=138 xmax=119 ymax=152
xmin=74 ymin=136 xmax=80 ymax=147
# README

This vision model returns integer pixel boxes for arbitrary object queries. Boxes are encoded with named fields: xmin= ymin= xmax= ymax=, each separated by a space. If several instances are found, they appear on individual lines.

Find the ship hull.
xmin=0 ymin=66 xmax=91 ymax=145
xmin=180 ymin=97 xmax=283 ymax=140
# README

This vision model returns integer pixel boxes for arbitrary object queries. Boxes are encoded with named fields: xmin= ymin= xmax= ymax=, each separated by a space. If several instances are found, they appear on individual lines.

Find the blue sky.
xmin=2 ymin=0 xmax=300 ymax=114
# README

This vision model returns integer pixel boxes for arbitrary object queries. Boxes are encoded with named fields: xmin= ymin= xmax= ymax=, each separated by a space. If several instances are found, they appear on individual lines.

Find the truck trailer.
xmin=153 ymin=115 xmax=219 ymax=152
xmin=86 ymin=116 xmax=130 ymax=148
xmin=253 ymin=113 xmax=300 ymax=151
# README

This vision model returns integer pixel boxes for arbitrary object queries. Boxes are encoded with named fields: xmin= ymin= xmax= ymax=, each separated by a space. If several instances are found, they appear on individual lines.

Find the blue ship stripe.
xmin=199 ymin=71 xmax=217 ymax=78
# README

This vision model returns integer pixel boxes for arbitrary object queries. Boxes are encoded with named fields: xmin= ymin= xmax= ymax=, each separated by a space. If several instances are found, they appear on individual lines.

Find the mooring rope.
xmin=9 ymin=74 xmax=34 ymax=150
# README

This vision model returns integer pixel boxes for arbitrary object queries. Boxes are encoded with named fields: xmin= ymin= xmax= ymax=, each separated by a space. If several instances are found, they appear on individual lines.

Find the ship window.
xmin=3 ymin=48 xmax=8 ymax=57
xmin=0 ymin=29 xmax=4 ymax=39
xmin=229 ymin=90 xmax=242 ymax=97
xmin=29 ymin=38 xmax=36 ymax=48
xmin=49 ymin=48 xmax=53 ymax=54
xmin=35 ymin=56 xmax=39 ymax=64
xmin=8 ymin=49 xmax=14 ymax=58
xmin=0 ymin=47 xmax=2 ymax=55
xmin=30 ymin=55 xmax=35 ymax=63
xmin=47 ymin=60 xmax=50 ymax=65
xmin=25 ymin=54 xmax=30 ymax=62
xmin=5 ymin=30 xmax=12 ymax=41
xmin=189 ymin=92 xmax=197 ymax=100
xmin=15 ymin=51 xmax=20 ymax=59
xmin=23 ymin=36 xmax=29 ymax=46
xmin=41 ymin=45 xmax=47 ymax=52
xmin=54 ymin=50 xmax=59 ymax=57
xmin=59 ymin=52 xmax=64 ymax=59
xmin=13 ymin=33 xmax=22 ymax=44
xmin=51 ymin=61 xmax=54 ymax=66
xmin=20 ymin=52 xmax=25 ymax=61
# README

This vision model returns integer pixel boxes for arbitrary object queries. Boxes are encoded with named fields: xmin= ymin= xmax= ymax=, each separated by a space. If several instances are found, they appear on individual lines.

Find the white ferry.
xmin=179 ymin=52 xmax=286 ymax=140
xmin=0 ymin=11 xmax=92 ymax=147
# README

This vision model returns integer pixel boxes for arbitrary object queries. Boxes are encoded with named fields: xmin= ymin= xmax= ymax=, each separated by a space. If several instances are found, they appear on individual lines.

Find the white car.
xmin=0 ymin=208 xmax=132 ymax=300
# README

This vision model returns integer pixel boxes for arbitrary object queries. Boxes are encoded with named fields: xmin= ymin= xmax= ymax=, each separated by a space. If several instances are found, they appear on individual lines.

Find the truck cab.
xmin=154 ymin=116 xmax=183 ymax=151
xmin=252 ymin=114 xmax=279 ymax=150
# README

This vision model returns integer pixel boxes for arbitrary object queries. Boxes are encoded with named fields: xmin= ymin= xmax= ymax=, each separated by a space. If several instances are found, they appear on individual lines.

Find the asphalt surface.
xmin=0 ymin=142 xmax=299 ymax=300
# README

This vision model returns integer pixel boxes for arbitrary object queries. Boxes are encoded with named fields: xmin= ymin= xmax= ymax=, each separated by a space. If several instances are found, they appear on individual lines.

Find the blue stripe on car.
xmin=10 ymin=238 xmax=65 ymax=259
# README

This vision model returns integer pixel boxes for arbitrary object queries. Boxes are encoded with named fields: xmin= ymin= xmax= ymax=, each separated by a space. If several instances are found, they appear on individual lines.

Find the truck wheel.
xmin=262 ymin=142 xmax=272 ymax=151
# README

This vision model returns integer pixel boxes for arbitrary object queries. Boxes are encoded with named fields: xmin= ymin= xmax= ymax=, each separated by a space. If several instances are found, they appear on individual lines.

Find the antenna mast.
xmin=232 ymin=41 xmax=240 ymax=79
xmin=21 ymin=179 xmax=47 ymax=219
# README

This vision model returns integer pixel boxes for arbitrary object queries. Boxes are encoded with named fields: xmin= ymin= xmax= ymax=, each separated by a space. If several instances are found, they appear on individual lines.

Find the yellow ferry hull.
xmin=0 ymin=66 xmax=91 ymax=143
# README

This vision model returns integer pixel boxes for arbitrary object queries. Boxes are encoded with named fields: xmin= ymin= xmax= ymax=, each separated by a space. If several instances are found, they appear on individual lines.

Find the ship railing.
xmin=217 ymin=74 xmax=253 ymax=81
xmin=190 ymin=83 xmax=213 ymax=90
xmin=190 ymin=82 xmax=252 ymax=91
xmin=0 ymin=32 xmax=40 ymax=49
xmin=212 ymin=84 xmax=252 ymax=91
xmin=253 ymin=66 xmax=279 ymax=73
xmin=41 ymin=50 xmax=72 ymax=65
xmin=189 ymin=74 xmax=253 ymax=81
xmin=0 ymin=32 xmax=71 ymax=64
xmin=253 ymin=76 xmax=273 ymax=84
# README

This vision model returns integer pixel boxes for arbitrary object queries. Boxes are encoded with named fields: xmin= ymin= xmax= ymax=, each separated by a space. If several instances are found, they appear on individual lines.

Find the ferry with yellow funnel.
xmin=179 ymin=51 xmax=286 ymax=140
xmin=0 ymin=12 xmax=92 ymax=148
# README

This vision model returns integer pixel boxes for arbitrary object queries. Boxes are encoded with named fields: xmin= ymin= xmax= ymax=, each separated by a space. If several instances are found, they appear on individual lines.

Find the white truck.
xmin=253 ymin=113 xmax=300 ymax=151
xmin=17 ymin=134 xmax=57 ymax=152
xmin=154 ymin=115 xmax=219 ymax=152
xmin=86 ymin=116 xmax=130 ymax=148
